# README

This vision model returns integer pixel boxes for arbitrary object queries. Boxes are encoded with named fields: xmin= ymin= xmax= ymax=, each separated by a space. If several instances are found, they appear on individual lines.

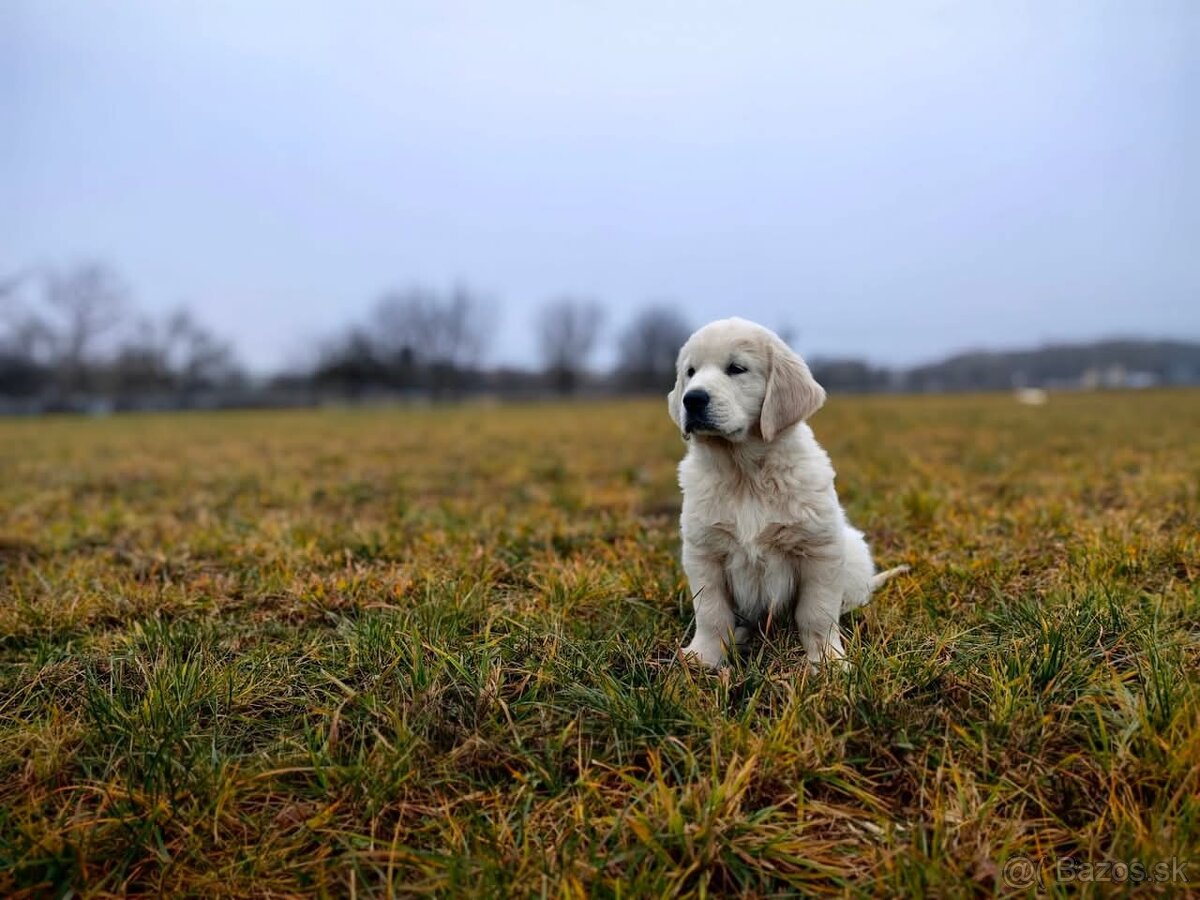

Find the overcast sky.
xmin=4 ymin=1 xmax=1197 ymax=371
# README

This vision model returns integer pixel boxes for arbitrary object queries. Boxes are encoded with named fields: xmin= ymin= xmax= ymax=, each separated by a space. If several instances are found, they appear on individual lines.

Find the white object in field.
xmin=1014 ymin=387 xmax=1048 ymax=406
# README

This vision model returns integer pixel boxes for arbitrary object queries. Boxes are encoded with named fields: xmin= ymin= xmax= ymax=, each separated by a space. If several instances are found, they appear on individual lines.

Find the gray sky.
xmin=4 ymin=1 xmax=1198 ymax=372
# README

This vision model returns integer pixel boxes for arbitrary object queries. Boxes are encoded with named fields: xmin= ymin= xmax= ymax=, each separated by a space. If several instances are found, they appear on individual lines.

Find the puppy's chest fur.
xmin=682 ymin=461 xmax=834 ymax=621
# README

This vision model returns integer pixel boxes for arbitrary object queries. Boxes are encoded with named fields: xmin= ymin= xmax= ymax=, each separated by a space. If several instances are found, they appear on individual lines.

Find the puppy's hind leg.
xmin=839 ymin=526 xmax=874 ymax=614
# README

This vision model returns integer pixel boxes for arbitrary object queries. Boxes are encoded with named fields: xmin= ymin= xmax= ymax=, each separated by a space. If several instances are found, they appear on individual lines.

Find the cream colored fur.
xmin=667 ymin=317 xmax=907 ymax=669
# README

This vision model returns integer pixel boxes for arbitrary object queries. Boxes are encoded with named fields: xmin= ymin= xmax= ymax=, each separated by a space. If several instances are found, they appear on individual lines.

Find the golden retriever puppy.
xmin=668 ymin=317 xmax=906 ymax=668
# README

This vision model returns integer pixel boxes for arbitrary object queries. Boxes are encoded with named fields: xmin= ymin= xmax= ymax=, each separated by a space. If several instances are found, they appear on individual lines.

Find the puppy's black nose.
xmin=682 ymin=389 xmax=710 ymax=415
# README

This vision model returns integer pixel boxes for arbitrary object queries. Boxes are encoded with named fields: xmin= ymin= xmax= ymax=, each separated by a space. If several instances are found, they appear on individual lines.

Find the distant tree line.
xmin=3 ymin=261 xmax=1198 ymax=413
xmin=309 ymin=286 xmax=497 ymax=399
xmin=805 ymin=341 xmax=1200 ymax=393
xmin=0 ymin=262 xmax=696 ymax=410
xmin=0 ymin=263 xmax=242 ymax=411
xmin=900 ymin=341 xmax=1200 ymax=392
xmin=298 ymin=288 xmax=691 ymax=398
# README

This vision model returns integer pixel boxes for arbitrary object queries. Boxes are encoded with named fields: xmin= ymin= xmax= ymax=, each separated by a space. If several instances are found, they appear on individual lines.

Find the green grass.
xmin=1 ymin=392 xmax=1198 ymax=896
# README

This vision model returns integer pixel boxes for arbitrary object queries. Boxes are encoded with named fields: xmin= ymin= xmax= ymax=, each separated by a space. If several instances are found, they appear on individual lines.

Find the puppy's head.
xmin=667 ymin=318 xmax=825 ymax=443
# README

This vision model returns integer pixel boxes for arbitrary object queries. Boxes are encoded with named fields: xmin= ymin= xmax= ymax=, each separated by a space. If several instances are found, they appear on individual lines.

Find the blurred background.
xmin=3 ymin=1 xmax=1197 ymax=413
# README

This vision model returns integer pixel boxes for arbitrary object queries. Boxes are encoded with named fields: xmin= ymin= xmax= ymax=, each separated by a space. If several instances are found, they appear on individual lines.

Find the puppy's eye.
xmin=686 ymin=367 xmax=695 ymax=378
xmin=726 ymin=363 xmax=747 ymax=376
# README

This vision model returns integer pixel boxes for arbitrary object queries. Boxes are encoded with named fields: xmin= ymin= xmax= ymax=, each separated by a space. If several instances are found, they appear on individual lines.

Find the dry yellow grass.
xmin=1 ymin=391 xmax=1198 ymax=896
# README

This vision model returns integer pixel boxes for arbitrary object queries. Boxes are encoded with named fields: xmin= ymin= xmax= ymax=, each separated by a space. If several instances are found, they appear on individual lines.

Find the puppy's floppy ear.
xmin=760 ymin=337 xmax=826 ymax=441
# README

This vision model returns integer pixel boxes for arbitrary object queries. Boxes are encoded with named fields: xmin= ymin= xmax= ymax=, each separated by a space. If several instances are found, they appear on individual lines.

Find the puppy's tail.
xmin=870 ymin=564 xmax=910 ymax=591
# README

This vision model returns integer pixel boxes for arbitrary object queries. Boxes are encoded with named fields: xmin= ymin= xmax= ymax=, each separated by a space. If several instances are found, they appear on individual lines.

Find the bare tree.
xmin=42 ymin=263 xmax=128 ymax=393
xmin=536 ymin=296 xmax=605 ymax=394
xmin=372 ymin=287 xmax=439 ymax=362
xmin=312 ymin=326 xmax=390 ymax=397
xmin=160 ymin=308 xmax=241 ymax=391
xmin=0 ymin=273 xmax=52 ymax=396
xmin=370 ymin=285 xmax=497 ymax=396
xmin=615 ymin=304 xmax=691 ymax=392
xmin=111 ymin=306 xmax=242 ymax=398
xmin=0 ymin=270 xmax=54 ymax=371
xmin=438 ymin=285 xmax=493 ymax=373
xmin=109 ymin=317 xmax=170 ymax=393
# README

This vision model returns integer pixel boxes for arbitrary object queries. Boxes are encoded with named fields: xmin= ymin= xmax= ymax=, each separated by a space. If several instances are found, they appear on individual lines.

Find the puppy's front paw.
xmin=680 ymin=636 xmax=726 ymax=670
xmin=803 ymin=641 xmax=849 ymax=673
xmin=798 ymin=623 xmax=847 ymax=672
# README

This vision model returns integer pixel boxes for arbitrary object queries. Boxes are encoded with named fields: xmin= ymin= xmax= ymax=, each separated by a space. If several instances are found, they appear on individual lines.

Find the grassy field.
xmin=1 ymin=391 xmax=1198 ymax=896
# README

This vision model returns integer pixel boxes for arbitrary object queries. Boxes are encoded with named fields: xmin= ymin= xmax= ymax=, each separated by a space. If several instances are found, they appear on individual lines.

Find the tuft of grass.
xmin=1 ymin=391 xmax=1198 ymax=895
